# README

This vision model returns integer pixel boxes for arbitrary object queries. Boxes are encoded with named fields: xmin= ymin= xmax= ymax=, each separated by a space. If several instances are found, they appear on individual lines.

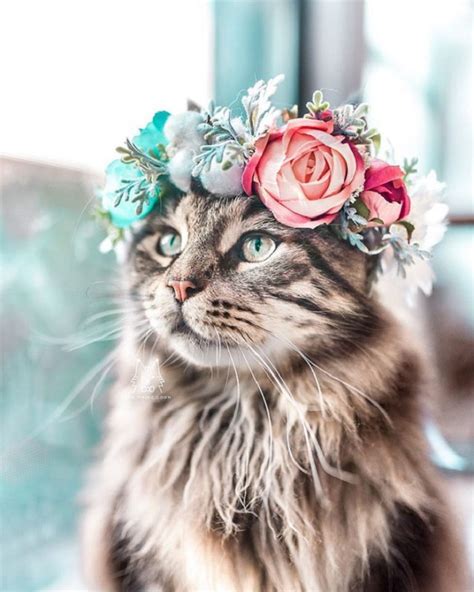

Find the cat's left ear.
xmin=187 ymin=99 xmax=202 ymax=112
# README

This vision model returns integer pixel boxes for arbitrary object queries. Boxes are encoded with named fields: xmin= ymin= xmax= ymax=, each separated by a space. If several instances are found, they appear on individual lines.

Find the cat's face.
xmin=129 ymin=193 xmax=375 ymax=367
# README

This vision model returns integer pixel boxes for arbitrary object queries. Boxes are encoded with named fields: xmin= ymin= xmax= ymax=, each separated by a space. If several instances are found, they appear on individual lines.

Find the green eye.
xmin=241 ymin=234 xmax=276 ymax=262
xmin=158 ymin=231 xmax=182 ymax=256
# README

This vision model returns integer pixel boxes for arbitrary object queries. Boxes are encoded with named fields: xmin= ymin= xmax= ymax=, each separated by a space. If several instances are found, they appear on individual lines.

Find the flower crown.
xmin=98 ymin=75 xmax=447 ymax=293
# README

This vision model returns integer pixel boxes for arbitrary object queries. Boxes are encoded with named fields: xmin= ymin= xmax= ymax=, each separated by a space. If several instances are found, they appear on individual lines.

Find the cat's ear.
xmin=187 ymin=98 xmax=202 ymax=112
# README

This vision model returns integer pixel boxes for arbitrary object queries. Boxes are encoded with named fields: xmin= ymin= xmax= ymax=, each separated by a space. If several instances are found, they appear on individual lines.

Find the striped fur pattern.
xmin=82 ymin=192 xmax=462 ymax=591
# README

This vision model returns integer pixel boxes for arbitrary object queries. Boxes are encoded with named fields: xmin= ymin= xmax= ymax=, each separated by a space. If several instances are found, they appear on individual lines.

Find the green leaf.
xmin=305 ymin=89 xmax=330 ymax=118
xmin=354 ymin=198 xmax=370 ymax=220
xmin=396 ymin=220 xmax=415 ymax=242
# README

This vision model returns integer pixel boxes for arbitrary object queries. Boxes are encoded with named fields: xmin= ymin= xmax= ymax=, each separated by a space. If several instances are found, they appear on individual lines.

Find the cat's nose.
xmin=167 ymin=279 xmax=197 ymax=303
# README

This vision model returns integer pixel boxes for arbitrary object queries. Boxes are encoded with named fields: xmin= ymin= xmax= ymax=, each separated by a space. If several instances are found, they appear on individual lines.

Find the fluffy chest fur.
xmin=91 ymin=343 xmax=435 ymax=592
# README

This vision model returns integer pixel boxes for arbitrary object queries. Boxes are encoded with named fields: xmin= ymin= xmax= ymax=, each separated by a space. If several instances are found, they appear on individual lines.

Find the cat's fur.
xmin=82 ymin=191 xmax=463 ymax=591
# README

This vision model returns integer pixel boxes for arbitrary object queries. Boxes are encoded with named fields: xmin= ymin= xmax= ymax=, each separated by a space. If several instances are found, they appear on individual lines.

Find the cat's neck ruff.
xmin=106 ymin=320 xmax=433 ymax=592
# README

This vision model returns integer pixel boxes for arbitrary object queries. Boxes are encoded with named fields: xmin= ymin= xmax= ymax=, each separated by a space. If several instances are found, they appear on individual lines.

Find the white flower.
xmin=99 ymin=229 xmax=131 ymax=263
xmin=380 ymin=170 xmax=449 ymax=304
xmin=99 ymin=235 xmax=114 ymax=254
xmin=164 ymin=112 xmax=207 ymax=193
xmin=168 ymin=148 xmax=195 ymax=193
xmin=408 ymin=171 xmax=448 ymax=250
xmin=200 ymin=160 xmax=244 ymax=196
xmin=380 ymin=252 xmax=435 ymax=305
xmin=164 ymin=111 xmax=205 ymax=153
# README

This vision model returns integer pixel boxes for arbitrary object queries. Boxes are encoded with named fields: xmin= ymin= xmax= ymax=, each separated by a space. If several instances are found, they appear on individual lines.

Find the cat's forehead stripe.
xmin=177 ymin=194 xmax=248 ymax=252
xmin=218 ymin=220 xmax=245 ymax=253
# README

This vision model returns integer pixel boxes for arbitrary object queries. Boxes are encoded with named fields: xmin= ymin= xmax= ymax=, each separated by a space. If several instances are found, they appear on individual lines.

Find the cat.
xmin=82 ymin=189 xmax=464 ymax=591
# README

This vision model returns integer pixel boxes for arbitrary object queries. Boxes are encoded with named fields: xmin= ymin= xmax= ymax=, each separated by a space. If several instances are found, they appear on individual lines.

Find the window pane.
xmin=364 ymin=0 xmax=473 ymax=214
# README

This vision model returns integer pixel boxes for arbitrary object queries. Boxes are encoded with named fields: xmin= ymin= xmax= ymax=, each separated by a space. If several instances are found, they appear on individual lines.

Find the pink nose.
xmin=167 ymin=279 xmax=196 ymax=302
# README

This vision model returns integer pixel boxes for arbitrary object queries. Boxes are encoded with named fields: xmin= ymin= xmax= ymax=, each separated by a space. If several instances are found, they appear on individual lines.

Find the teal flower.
xmin=132 ymin=110 xmax=169 ymax=152
xmin=102 ymin=111 xmax=170 ymax=227
xmin=101 ymin=159 xmax=157 ymax=228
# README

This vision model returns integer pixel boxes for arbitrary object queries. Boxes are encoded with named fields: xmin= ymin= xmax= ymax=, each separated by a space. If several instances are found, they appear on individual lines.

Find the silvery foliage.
xmin=338 ymin=173 xmax=430 ymax=281
xmin=117 ymin=139 xmax=168 ymax=181
xmin=192 ymin=75 xmax=284 ymax=177
xmin=332 ymin=102 xmax=380 ymax=149
xmin=113 ymin=140 xmax=168 ymax=214
xmin=380 ymin=232 xmax=430 ymax=278
xmin=338 ymin=197 xmax=371 ymax=253
xmin=191 ymin=104 xmax=251 ymax=176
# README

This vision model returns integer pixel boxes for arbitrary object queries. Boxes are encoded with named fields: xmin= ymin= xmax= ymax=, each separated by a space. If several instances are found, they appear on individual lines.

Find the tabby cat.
xmin=82 ymin=189 xmax=463 ymax=591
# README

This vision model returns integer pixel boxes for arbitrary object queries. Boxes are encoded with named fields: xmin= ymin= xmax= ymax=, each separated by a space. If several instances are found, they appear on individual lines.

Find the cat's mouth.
xmin=167 ymin=311 xmax=248 ymax=367
xmin=170 ymin=314 xmax=224 ymax=349
xmin=164 ymin=310 xmax=286 ymax=369
xmin=160 ymin=301 xmax=280 ymax=368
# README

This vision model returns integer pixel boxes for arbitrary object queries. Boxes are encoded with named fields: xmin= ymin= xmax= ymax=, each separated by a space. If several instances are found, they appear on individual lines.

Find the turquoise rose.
xmin=102 ymin=111 xmax=170 ymax=227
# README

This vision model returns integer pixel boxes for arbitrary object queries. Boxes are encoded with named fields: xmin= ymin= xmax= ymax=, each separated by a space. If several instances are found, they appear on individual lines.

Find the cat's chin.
xmin=169 ymin=335 xmax=239 ymax=368
xmin=168 ymin=332 xmax=289 ymax=370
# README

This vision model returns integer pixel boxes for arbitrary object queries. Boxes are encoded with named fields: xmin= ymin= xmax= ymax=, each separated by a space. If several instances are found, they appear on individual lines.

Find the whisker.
xmin=223 ymin=341 xmax=242 ymax=436
xmin=82 ymin=307 xmax=139 ymax=327
xmin=2 ymin=350 xmax=117 ymax=457
xmin=59 ymin=355 xmax=118 ymax=422
xmin=66 ymin=318 xmax=149 ymax=352
xmin=270 ymin=332 xmax=391 ymax=425
xmin=249 ymin=341 xmax=355 ymax=488
xmin=236 ymin=344 xmax=274 ymax=471
xmin=242 ymin=343 xmax=323 ymax=497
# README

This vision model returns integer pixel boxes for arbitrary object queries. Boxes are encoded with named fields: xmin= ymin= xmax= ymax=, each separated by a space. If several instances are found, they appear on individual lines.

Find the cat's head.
xmin=127 ymin=192 xmax=380 ymax=367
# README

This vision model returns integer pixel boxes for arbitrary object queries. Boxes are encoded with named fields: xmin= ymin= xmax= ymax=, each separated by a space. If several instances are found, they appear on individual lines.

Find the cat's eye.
xmin=241 ymin=234 xmax=276 ymax=262
xmin=157 ymin=231 xmax=182 ymax=257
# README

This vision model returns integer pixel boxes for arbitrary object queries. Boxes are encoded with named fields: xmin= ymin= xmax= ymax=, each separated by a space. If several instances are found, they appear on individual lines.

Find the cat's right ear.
xmin=187 ymin=98 xmax=202 ymax=112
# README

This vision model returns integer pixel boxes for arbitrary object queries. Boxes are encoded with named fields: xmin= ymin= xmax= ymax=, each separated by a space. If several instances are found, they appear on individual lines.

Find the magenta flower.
xmin=359 ymin=159 xmax=411 ymax=226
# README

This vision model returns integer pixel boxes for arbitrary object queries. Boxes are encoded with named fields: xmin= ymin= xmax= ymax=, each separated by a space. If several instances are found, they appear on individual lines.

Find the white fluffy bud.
xmin=164 ymin=112 xmax=204 ymax=152
xmin=199 ymin=161 xmax=244 ymax=197
xmin=168 ymin=148 xmax=195 ymax=193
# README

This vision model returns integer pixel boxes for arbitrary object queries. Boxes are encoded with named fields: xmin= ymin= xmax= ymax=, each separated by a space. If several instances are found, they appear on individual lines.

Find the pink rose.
xmin=242 ymin=117 xmax=365 ymax=228
xmin=360 ymin=159 xmax=411 ymax=226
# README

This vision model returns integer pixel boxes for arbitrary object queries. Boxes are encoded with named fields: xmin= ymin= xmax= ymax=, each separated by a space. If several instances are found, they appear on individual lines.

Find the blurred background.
xmin=1 ymin=0 xmax=473 ymax=589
